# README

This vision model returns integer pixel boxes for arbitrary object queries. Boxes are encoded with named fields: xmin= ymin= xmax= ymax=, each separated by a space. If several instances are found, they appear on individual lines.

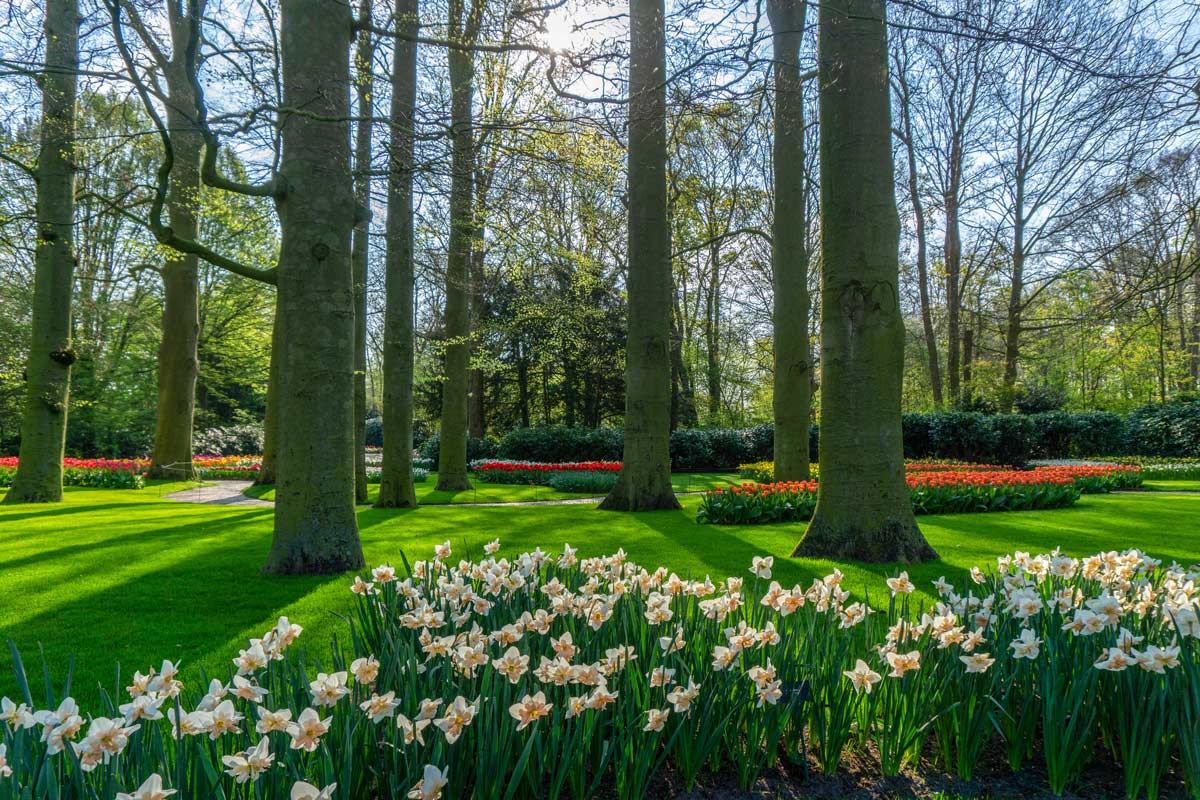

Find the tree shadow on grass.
xmin=0 ymin=502 xmax=146 ymax=524
xmin=0 ymin=510 xmax=320 ymax=706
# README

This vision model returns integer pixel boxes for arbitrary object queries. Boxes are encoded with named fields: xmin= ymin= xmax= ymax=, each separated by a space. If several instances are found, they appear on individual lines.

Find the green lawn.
xmin=1 ymin=484 xmax=1198 ymax=706
xmin=246 ymin=471 xmax=742 ymax=504
xmin=1141 ymin=479 xmax=1200 ymax=492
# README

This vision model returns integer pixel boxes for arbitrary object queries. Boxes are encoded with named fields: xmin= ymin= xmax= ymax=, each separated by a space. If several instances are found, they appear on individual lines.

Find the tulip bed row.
xmin=0 ymin=457 xmax=431 ymax=487
xmin=735 ymin=460 xmax=1008 ymax=483
xmin=2 ymin=542 xmax=1197 ymax=800
xmin=0 ymin=458 xmax=145 ymax=490
xmin=469 ymin=460 xmax=622 ymax=485
xmin=1098 ymin=457 xmax=1200 ymax=481
xmin=699 ymin=465 xmax=1144 ymax=525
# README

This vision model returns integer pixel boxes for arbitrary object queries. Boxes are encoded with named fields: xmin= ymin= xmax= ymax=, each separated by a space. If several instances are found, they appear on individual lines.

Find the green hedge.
xmin=418 ymin=433 xmax=500 ymax=464
xmin=431 ymin=401 xmax=1200 ymax=472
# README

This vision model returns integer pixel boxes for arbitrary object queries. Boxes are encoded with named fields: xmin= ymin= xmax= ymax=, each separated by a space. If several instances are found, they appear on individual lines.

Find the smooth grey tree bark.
xmin=3 ymin=0 xmax=79 ymax=505
xmin=376 ymin=0 xmax=419 ymax=508
xmin=264 ymin=0 xmax=365 ymax=574
xmin=149 ymin=4 xmax=203 ymax=480
xmin=794 ymin=0 xmax=936 ymax=563
xmin=767 ymin=0 xmax=812 ymax=481
xmin=436 ymin=0 xmax=483 ymax=492
xmin=351 ymin=0 xmax=375 ymax=503
xmin=599 ymin=0 xmax=679 ymax=511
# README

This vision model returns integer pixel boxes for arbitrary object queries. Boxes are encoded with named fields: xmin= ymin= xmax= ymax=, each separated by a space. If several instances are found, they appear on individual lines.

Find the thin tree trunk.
xmin=961 ymin=325 xmax=974 ymax=402
xmin=351 ymin=0 xmax=374 ymax=504
xmin=1001 ymin=214 xmax=1025 ymax=412
xmin=944 ymin=147 xmax=963 ymax=407
xmin=515 ymin=337 xmax=531 ymax=428
xmin=149 ymin=12 xmax=202 ymax=479
xmin=376 ymin=0 xmax=418 ymax=508
xmin=795 ymin=0 xmax=934 ymax=562
xmin=4 ymin=0 xmax=78 ymax=505
xmin=435 ymin=0 xmax=478 ymax=492
xmin=468 ymin=240 xmax=487 ymax=438
xmin=705 ymin=241 xmax=721 ymax=416
xmin=599 ymin=0 xmax=679 ymax=511
xmin=264 ymin=0 xmax=364 ymax=574
xmin=255 ymin=303 xmax=280 ymax=485
xmin=768 ymin=0 xmax=812 ymax=481
xmin=893 ymin=57 xmax=941 ymax=408
xmin=1191 ymin=218 xmax=1200 ymax=389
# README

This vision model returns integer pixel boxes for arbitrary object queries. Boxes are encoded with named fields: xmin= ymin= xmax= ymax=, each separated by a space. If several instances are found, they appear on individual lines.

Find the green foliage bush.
xmin=418 ymin=433 xmax=499 ymax=464
xmin=192 ymin=423 xmax=264 ymax=456
xmin=498 ymin=426 xmax=624 ymax=462
xmin=1126 ymin=400 xmax=1200 ymax=457
xmin=545 ymin=469 xmax=619 ymax=493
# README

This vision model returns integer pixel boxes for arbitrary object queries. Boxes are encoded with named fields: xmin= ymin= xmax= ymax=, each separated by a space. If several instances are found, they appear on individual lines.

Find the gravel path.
xmin=163 ymin=480 xmax=273 ymax=507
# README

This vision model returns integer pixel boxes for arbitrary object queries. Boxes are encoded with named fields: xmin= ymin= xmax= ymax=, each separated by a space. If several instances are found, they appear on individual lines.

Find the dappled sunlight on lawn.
xmin=1 ymin=485 xmax=1197 ymax=705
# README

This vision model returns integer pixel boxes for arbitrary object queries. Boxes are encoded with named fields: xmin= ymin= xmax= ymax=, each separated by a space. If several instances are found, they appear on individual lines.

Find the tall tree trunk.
xmin=255 ymin=303 xmax=280 ymax=485
xmin=1001 ymin=208 xmax=1025 ymax=412
xmin=794 ymin=0 xmax=935 ymax=562
xmin=3 ymin=0 xmax=79 ymax=505
xmin=944 ymin=145 xmax=963 ymax=407
xmin=150 ymin=12 xmax=202 ymax=480
xmin=435 ymin=0 xmax=478 ymax=492
xmin=468 ymin=239 xmax=487 ymax=438
xmin=705 ymin=241 xmax=721 ymax=417
xmin=599 ymin=0 xmax=679 ymax=511
xmin=1190 ymin=217 xmax=1200 ymax=389
xmin=515 ymin=336 xmax=531 ymax=428
xmin=669 ymin=288 xmax=697 ymax=429
xmin=767 ymin=0 xmax=812 ymax=481
xmin=961 ymin=325 xmax=974 ymax=403
xmin=351 ymin=0 xmax=374 ymax=504
xmin=264 ymin=0 xmax=365 ymax=574
xmin=893 ymin=57 xmax=941 ymax=408
xmin=376 ymin=0 xmax=418 ymax=508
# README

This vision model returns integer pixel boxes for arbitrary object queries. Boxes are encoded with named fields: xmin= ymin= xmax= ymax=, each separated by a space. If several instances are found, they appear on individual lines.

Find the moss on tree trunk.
xmin=3 ymin=0 xmax=78 ymax=505
xmin=793 ymin=0 xmax=936 ymax=563
xmin=599 ymin=0 xmax=679 ymax=512
xmin=376 ymin=0 xmax=419 ymax=509
xmin=263 ymin=0 xmax=365 ymax=574
xmin=767 ymin=0 xmax=812 ymax=483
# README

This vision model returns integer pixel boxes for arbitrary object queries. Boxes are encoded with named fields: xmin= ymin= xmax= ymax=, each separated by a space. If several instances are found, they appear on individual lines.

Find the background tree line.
xmin=0 ymin=0 xmax=1195 ymax=568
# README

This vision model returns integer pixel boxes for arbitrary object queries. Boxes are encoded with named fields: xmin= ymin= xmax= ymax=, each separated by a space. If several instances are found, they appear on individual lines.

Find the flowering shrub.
xmin=2 ymin=542 xmax=1198 ymax=799
xmin=0 ymin=458 xmax=145 ymax=490
xmin=699 ymin=466 xmax=1142 ymax=525
xmin=470 ymin=460 xmax=622 ymax=486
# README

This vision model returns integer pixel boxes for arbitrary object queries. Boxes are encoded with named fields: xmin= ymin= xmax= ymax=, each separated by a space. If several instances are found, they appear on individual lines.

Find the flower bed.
xmin=0 ymin=457 xmax=145 ymax=489
xmin=2 ymin=542 xmax=1196 ymax=799
xmin=470 ymin=459 xmax=622 ymax=485
xmin=735 ymin=460 xmax=1009 ymax=483
xmin=700 ymin=466 xmax=1142 ymax=525
xmin=1095 ymin=456 xmax=1200 ymax=481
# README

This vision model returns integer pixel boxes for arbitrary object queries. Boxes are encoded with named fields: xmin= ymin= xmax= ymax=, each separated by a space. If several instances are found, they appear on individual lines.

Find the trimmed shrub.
xmin=364 ymin=415 xmax=383 ymax=447
xmin=498 ymin=426 xmax=624 ymax=463
xmin=1126 ymin=400 xmax=1200 ymax=458
xmin=419 ymin=433 xmax=500 ymax=464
